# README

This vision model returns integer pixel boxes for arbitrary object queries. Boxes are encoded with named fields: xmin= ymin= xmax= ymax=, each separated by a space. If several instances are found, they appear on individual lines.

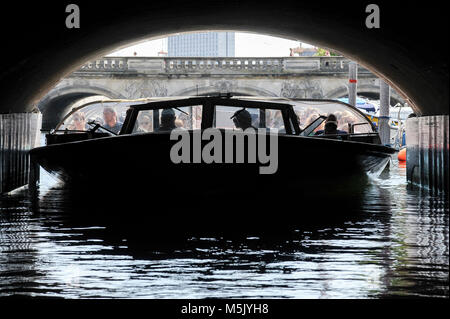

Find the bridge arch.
xmin=1 ymin=2 xmax=447 ymax=117
xmin=38 ymin=84 xmax=125 ymax=130
xmin=325 ymin=84 xmax=406 ymax=105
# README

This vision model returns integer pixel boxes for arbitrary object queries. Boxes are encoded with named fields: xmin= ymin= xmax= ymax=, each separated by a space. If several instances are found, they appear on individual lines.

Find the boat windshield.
xmin=234 ymin=97 xmax=374 ymax=134
xmin=56 ymin=99 xmax=154 ymax=133
xmin=214 ymin=105 xmax=287 ymax=132
xmin=56 ymin=97 xmax=374 ymax=137
xmin=291 ymin=100 xmax=373 ymax=134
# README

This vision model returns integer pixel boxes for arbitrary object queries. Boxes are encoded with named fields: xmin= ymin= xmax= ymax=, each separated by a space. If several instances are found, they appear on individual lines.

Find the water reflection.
xmin=0 ymin=157 xmax=448 ymax=298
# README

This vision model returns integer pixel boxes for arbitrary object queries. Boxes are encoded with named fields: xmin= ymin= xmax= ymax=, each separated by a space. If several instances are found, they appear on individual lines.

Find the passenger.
xmin=265 ymin=110 xmax=274 ymax=128
xmin=231 ymin=109 xmax=257 ymax=130
xmin=139 ymin=115 xmax=153 ymax=132
xmin=177 ymin=112 xmax=191 ymax=128
xmin=334 ymin=111 xmax=344 ymax=123
xmin=339 ymin=115 xmax=356 ymax=132
xmin=303 ymin=107 xmax=319 ymax=123
xmin=271 ymin=112 xmax=284 ymax=128
xmin=175 ymin=119 xmax=184 ymax=128
xmin=102 ymin=107 xmax=123 ymax=134
xmin=304 ymin=113 xmax=320 ymax=128
xmin=158 ymin=108 xmax=177 ymax=131
xmin=69 ymin=112 xmax=87 ymax=131
xmin=315 ymin=114 xmax=348 ymax=136
xmin=271 ymin=111 xmax=285 ymax=133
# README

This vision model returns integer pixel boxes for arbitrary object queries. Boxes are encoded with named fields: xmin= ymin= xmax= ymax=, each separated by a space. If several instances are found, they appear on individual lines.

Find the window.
xmin=214 ymin=105 xmax=285 ymax=132
xmin=292 ymin=101 xmax=373 ymax=134
xmin=131 ymin=105 xmax=202 ymax=133
xmin=214 ymin=106 xmax=258 ymax=129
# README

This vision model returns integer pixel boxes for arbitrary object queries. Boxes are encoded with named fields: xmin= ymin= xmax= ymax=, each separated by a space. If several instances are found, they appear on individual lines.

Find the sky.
xmin=107 ymin=32 xmax=315 ymax=57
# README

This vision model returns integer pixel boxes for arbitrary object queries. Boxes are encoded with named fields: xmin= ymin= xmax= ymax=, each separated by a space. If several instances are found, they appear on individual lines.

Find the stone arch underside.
xmin=38 ymin=85 xmax=125 ymax=129
xmin=1 ymin=2 xmax=446 ymax=116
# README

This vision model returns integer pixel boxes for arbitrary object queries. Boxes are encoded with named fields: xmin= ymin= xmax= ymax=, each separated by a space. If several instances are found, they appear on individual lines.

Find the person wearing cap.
xmin=231 ymin=109 xmax=257 ymax=130
xmin=315 ymin=114 xmax=347 ymax=136
xmin=158 ymin=108 xmax=177 ymax=131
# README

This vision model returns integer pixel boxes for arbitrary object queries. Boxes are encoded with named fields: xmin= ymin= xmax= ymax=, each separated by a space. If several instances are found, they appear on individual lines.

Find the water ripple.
xmin=0 ymin=155 xmax=448 ymax=298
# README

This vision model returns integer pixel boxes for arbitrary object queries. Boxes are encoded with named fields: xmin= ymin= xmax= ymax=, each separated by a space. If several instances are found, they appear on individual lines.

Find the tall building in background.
xmin=168 ymin=32 xmax=235 ymax=57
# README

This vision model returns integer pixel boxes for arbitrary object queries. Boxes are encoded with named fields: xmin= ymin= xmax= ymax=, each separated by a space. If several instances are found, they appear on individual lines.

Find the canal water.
xmin=0 ymin=146 xmax=448 ymax=298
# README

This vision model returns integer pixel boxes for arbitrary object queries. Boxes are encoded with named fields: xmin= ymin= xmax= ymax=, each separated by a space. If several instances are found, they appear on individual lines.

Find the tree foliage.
xmin=314 ymin=48 xmax=340 ymax=56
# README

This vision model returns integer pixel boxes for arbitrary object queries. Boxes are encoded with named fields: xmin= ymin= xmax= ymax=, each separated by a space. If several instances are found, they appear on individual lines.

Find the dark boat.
xmin=30 ymin=96 xmax=395 ymax=232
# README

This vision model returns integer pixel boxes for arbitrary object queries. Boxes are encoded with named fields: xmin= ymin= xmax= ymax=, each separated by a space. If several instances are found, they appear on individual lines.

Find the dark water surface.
xmin=0 ymin=155 xmax=448 ymax=299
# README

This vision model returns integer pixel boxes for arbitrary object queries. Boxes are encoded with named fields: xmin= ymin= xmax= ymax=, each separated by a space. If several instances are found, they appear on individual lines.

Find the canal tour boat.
xmin=30 ymin=96 xmax=395 ymax=229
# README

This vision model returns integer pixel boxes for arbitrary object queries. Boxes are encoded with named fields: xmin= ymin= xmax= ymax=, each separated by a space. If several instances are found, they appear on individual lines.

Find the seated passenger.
xmin=102 ymin=107 xmax=123 ymax=134
xmin=177 ymin=112 xmax=192 ymax=129
xmin=175 ymin=119 xmax=184 ymax=128
xmin=231 ymin=109 xmax=257 ymax=130
xmin=338 ymin=115 xmax=356 ymax=132
xmin=315 ymin=114 xmax=348 ymax=136
xmin=158 ymin=108 xmax=177 ymax=131
xmin=68 ymin=112 xmax=87 ymax=131
xmin=270 ymin=112 xmax=285 ymax=133
xmin=139 ymin=115 xmax=153 ymax=132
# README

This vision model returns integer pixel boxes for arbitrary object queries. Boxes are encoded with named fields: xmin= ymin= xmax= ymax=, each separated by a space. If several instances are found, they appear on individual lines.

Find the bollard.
xmin=406 ymin=115 xmax=449 ymax=195
xmin=379 ymin=80 xmax=391 ymax=146
xmin=28 ymin=153 xmax=40 ymax=198
xmin=348 ymin=62 xmax=357 ymax=107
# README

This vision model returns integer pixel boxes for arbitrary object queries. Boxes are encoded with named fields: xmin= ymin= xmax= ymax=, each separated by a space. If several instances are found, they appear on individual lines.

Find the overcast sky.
xmin=108 ymin=32 xmax=315 ymax=57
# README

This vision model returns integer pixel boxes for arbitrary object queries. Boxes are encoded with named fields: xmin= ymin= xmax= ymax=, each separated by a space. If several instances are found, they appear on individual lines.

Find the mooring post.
xmin=0 ymin=112 xmax=41 ymax=194
xmin=28 ymin=153 xmax=40 ymax=198
xmin=348 ymin=61 xmax=358 ymax=107
xmin=379 ymin=80 xmax=391 ymax=146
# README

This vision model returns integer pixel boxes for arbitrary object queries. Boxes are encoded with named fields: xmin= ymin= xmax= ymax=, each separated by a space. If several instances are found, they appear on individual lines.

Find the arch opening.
xmin=2 ymin=2 xmax=447 ymax=118
xmin=37 ymin=28 xmax=418 ymax=130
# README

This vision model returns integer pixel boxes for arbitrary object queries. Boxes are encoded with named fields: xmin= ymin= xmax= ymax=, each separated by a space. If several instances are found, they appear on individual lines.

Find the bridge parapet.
xmin=165 ymin=57 xmax=284 ymax=73
xmin=80 ymin=57 xmax=129 ymax=71
xmin=74 ymin=57 xmax=371 ymax=76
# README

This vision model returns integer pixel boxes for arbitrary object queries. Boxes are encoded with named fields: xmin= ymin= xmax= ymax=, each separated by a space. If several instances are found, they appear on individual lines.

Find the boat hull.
xmin=31 ymin=131 xmax=393 ymax=182
xmin=30 ymin=131 xmax=395 ymax=236
xmin=32 ymin=131 xmax=392 ymax=192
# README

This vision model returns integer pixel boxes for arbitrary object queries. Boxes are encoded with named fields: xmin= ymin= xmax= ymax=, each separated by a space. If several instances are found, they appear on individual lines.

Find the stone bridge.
xmin=38 ymin=56 xmax=404 ymax=129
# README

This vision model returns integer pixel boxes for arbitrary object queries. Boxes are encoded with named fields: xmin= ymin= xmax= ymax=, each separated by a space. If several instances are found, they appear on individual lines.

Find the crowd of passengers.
xmin=67 ymin=107 xmax=124 ymax=134
xmin=67 ymin=106 xmax=360 ymax=136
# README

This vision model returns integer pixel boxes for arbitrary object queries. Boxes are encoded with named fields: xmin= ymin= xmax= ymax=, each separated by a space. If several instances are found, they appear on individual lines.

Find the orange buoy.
xmin=398 ymin=148 xmax=406 ymax=161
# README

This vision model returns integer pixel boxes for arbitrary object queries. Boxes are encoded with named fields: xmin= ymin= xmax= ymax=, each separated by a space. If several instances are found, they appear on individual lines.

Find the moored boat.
xmin=31 ymin=96 xmax=395 ymax=216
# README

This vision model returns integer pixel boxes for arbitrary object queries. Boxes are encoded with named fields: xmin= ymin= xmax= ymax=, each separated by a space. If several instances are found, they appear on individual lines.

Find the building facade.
xmin=168 ymin=32 xmax=235 ymax=57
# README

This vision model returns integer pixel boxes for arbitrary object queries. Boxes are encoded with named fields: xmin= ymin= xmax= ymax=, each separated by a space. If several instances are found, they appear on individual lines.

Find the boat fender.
xmin=398 ymin=148 xmax=406 ymax=161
